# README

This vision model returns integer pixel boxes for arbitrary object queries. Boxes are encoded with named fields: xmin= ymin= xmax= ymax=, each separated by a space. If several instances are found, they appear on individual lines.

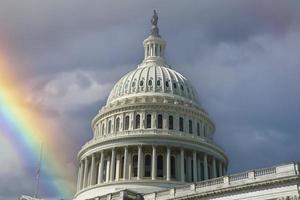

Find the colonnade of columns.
xmin=77 ymin=145 xmax=227 ymax=191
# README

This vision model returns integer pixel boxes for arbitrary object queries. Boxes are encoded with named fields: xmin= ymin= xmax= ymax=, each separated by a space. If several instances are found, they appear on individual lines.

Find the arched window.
xmin=108 ymin=120 xmax=111 ymax=134
xmin=157 ymin=80 xmax=161 ymax=86
xmin=116 ymin=118 xmax=120 ymax=132
xmin=135 ymin=114 xmax=140 ymax=129
xmin=197 ymin=122 xmax=200 ymax=136
xmin=132 ymin=155 xmax=138 ymax=177
xmin=148 ymin=79 xmax=152 ymax=86
xmin=144 ymin=155 xmax=151 ymax=177
xmin=157 ymin=155 xmax=163 ymax=177
xmin=157 ymin=114 xmax=163 ymax=129
xmin=173 ymin=83 xmax=177 ymax=89
xmin=165 ymin=81 xmax=169 ymax=87
xmin=140 ymin=80 xmax=144 ymax=86
xmin=146 ymin=114 xmax=152 ymax=129
xmin=169 ymin=115 xmax=173 ymax=130
xmin=171 ymin=156 xmax=176 ymax=179
xmin=189 ymin=120 xmax=193 ymax=134
xmin=125 ymin=116 xmax=130 ymax=130
xmin=102 ymin=124 xmax=105 ymax=135
xmin=179 ymin=117 xmax=184 ymax=132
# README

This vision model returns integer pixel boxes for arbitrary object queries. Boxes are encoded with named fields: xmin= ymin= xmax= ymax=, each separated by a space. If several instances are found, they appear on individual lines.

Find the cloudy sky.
xmin=1 ymin=0 xmax=300 ymax=199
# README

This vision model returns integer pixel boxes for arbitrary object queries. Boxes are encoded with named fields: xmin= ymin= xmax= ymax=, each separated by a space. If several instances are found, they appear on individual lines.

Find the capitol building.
xmin=73 ymin=12 xmax=300 ymax=200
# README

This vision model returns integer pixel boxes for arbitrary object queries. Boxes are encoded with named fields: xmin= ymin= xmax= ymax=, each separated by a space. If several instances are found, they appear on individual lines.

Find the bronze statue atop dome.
xmin=151 ymin=10 xmax=160 ymax=37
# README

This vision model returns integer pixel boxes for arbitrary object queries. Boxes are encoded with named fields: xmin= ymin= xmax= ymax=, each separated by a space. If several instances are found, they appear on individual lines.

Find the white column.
xmin=105 ymin=156 xmax=111 ymax=182
xmin=197 ymin=158 xmax=201 ymax=181
xmin=115 ymin=154 xmax=120 ymax=181
xmin=128 ymin=152 xmax=132 ymax=180
xmin=203 ymin=154 xmax=208 ymax=180
xmin=123 ymin=146 xmax=128 ymax=180
xmin=218 ymin=161 xmax=223 ymax=177
xmin=193 ymin=151 xmax=197 ymax=182
xmin=187 ymin=156 xmax=191 ymax=182
xmin=166 ymin=147 xmax=171 ymax=181
xmin=152 ymin=145 xmax=157 ymax=180
xmin=137 ymin=146 xmax=142 ymax=180
xmin=110 ymin=148 xmax=116 ymax=181
xmin=77 ymin=161 xmax=83 ymax=191
xmin=212 ymin=157 xmax=217 ymax=178
xmin=98 ymin=151 xmax=104 ymax=183
xmin=90 ymin=153 xmax=96 ymax=185
xmin=180 ymin=148 xmax=185 ymax=182
xmin=83 ymin=157 xmax=88 ymax=187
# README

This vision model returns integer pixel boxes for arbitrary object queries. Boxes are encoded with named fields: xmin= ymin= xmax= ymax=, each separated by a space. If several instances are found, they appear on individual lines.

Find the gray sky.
xmin=1 ymin=1 xmax=300 ymax=199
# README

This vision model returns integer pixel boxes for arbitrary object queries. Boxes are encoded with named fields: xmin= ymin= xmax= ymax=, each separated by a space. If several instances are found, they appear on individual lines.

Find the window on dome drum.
xmin=108 ymin=120 xmax=112 ymax=134
xmin=173 ymin=83 xmax=177 ymax=89
xmin=169 ymin=116 xmax=174 ymax=130
xmin=171 ymin=156 xmax=176 ymax=179
xmin=140 ymin=80 xmax=144 ymax=86
xmin=102 ymin=124 xmax=105 ymax=135
xmin=144 ymin=155 xmax=151 ymax=177
xmin=166 ymin=81 xmax=169 ymax=87
xmin=132 ymin=81 xmax=136 ymax=87
xmin=203 ymin=125 xmax=206 ymax=137
xmin=95 ymin=162 xmax=99 ymax=182
xmin=135 ymin=114 xmax=140 ymax=129
xmin=179 ymin=117 xmax=184 ymax=132
xmin=184 ymin=158 xmax=187 ymax=178
xmin=187 ymin=88 xmax=190 ymax=93
xmin=159 ymin=45 xmax=162 ymax=56
xmin=148 ymin=79 xmax=152 ymax=86
xmin=180 ymin=85 xmax=184 ymax=91
xmin=146 ymin=114 xmax=152 ymax=128
xmin=125 ymin=116 xmax=130 ymax=130
xmin=157 ymin=114 xmax=163 ymax=129
xmin=116 ymin=118 xmax=120 ymax=132
xmin=189 ymin=120 xmax=193 ymax=134
xmin=155 ymin=45 xmax=158 ymax=56
xmin=157 ymin=155 xmax=163 ymax=177
xmin=157 ymin=80 xmax=161 ymax=86
xmin=133 ymin=155 xmax=138 ymax=177
xmin=197 ymin=122 xmax=200 ymax=136
xmin=200 ymin=162 xmax=204 ymax=181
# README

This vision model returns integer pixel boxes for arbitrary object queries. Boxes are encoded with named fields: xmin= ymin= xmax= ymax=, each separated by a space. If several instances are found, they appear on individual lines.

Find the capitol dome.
xmin=74 ymin=11 xmax=228 ymax=200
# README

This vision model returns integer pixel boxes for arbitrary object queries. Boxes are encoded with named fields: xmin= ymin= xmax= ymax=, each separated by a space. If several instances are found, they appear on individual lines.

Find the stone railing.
xmin=143 ymin=162 xmax=300 ymax=200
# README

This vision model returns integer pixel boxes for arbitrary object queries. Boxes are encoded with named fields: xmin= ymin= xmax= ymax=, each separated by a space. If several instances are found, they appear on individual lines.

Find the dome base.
xmin=74 ymin=180 xmax=184 ymax=200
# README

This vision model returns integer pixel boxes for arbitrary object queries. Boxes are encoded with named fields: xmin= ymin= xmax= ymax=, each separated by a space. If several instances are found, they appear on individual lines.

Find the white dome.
xmin=107 ymin=63 xmax=199 ymax=105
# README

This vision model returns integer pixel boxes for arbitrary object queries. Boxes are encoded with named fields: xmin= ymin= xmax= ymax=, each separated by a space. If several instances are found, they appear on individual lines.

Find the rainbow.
xmin=0 ymin=52 xmax=75 ymax=199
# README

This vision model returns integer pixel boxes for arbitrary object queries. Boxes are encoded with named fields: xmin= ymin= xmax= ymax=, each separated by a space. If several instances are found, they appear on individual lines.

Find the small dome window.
xmin=173 ymin=83 xmax=177 ymax=89
xmin=132 ymin=82 xmax=136 ymax=87
xmin=166 ymin=81 xmax=169 ymax=87
xmin=148 ymin=79 xmax=152 ymax=86
xmin=157 ymin=80 xmax=161 ymax=86
xmin=187 ymin=88 xmax=190 ymax=93
xmin=140 ymin=80 xmax=144 ymax=86
xmin=180 ymin=85 xmax=184 ymax=91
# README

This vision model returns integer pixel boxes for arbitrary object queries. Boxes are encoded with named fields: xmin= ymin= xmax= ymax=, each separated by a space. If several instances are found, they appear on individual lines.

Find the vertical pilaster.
xmin=98 ymin=151 xmax=104 ymax=183
xmin=123 ymin=146 xmax=129 ymax=180
xmin=180 ymin=148 xmax=185 ymax=182
xmin=110 ymin=148 xmax=116 ymax=181
xmin=193 ymin=151 xmax=197 ymax=182
xmin=83 ymin=157 xmax=88 ymax=187
xmin=90 ymin=153 xmax=96 ymax=185
xmin=137 ymin=146 xmax=142 ymax=179
xmin=212 ymin=157 xmax=217 ymax=178
xmin=166 ymin=147 xmax=171 ymax=181
xmin=203 ymin=154 xmax=208 ymax=180
xmin=77 ymin=161 xmax=83 ymax=191
xmin=219 ymin=161 xmax=223 ymax=177
xmin=115 ymin=154 xmax=120 ymax=181
xmin=152 ymin=145 xmax=157 ymax=180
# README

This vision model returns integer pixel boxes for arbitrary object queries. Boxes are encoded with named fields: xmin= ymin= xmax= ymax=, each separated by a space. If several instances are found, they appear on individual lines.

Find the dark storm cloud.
xmin=1 ymin=0 xmax=300 ymax=199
